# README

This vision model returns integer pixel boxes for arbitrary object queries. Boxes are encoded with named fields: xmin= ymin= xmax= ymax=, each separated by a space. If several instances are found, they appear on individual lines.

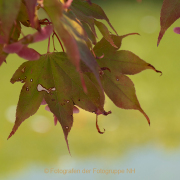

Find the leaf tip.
xmin=7 ymin=130 xmax=15 ymax=140
xmin=140 ymin=109 xmax=150 ymax=125
xmin=148 ymin=64 xmax=162 ymax=75
xmin=96 ymin=114 xmax=105 ymax=134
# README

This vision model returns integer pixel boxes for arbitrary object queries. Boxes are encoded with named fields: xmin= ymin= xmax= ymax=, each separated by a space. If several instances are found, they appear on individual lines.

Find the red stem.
xmin=52 ymin=33 xmax=57 ymax=52
xmin=53 ymin=31 xmax=65 ymax=52
xmin=47 ymin=36 xmax=50 ymax=53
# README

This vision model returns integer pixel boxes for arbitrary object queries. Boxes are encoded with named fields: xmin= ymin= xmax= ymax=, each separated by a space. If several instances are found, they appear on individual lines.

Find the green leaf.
xmin=44 ymin=0 xmax=80 ymax=71
xmin=94 ymin=19 xmax=117 ymax=48
xmin=17 ymin=2 xmax=31 ymax=27
xmin=9 ymin=21 xmax=21 ymax=43
xmin=44 ymin=1 xmax=101 ymax=89
xmin=93 ymin=33 xmax=139 ymax=57
xmin=93 ymin=34 xmax=161 ymax=124
xmin=8 ymin=57 xmax=46 ymax=139
xmin=0 ymin=0 xmax=21 ymax=41
xmin=71 ymin=0 xmax=117 ymax=34
xmin=9 ymin=52 xmax=106 ymax=151
xmin=81 ymin=21 xmax=96 ymax=45
xmin=100 ymin=71 xmax=150 ymax=125
xmin=97 ymin=50 xmax=162 ymax=75
xmin=0 ymin=21 xmax=21 ymax=66
xmin=70 ymin=6 xmax=97 ymax=37
xmin=0 ymin=44 xmax=7 ymax=66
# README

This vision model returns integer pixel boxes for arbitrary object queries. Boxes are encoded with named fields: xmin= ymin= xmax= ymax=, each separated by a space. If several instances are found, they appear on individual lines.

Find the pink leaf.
xmin=63 ymin=0 xmax=73 ymax=9
xmin=33 ymin=25 xmax=53 ymax=42
xmin=3 ymin=42 xmax=24 ymax=53
xmin=41 ymin=98 xmax=47 ymax=105
xmin=45 ymin=105 xmax=50 ymax=112
xmin=0 ymin=36 xmax=5 ymax=44
xmin=73 ymin=106 xmax=79 ymax=114
xmin=17 ymin=46 xmax=40 ymax=60
xmin=54 ymin=116 xmax=58 ymax=126
xmin=174 ymin=27 xmax=180 ymax=34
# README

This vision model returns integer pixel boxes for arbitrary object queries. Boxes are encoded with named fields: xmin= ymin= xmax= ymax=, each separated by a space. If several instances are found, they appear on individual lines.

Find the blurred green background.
xmin=1 ymin=0 xmax=180 ymax=179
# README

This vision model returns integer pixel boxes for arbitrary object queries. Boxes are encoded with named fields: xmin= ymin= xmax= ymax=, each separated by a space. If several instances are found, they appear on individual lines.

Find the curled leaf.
xmin=96 ymin=114 xmax=105 ymax=134
xmin=33 ymin=25 xmax=53 ymax=42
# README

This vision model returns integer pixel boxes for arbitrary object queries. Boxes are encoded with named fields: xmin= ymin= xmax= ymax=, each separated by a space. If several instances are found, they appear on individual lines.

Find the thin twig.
xmin=52 ymin=33 xmax=57 ymax=52
xmin=47 ymin=36 xmax=50 ymax=53
xmin=53 ymin=31 xmax=65 ymax=52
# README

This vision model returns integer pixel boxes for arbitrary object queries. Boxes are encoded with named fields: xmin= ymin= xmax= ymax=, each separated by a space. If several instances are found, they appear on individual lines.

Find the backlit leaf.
xmin=71 ymin=0 xmax=117 ymax=34
xmin=97 ymin=50 xmax=162 ymax=75
xmin=93 ymin=33 xmax=139 ymax=57
xmin=100 ymin=71 xmax=150 ymax=124
xmin=44 ymin=0 xmax=80 ymax=71
xmin=81 ymin=21 xmax=96 ymax=45
xmin=44 ymin=1 xmax=101 ymax=90
xmin=94 ymin=19 xmax=117 ymax=48
xmin=94 ymin=34 xmax=161 ymax=124
xmin=70 ymin=6 xmax=97 ymax=37
xmin=9 ymin=52 xmax=107 ymax=151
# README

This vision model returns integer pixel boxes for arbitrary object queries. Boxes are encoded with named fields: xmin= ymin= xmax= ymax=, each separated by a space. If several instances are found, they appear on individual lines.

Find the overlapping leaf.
xmin=94 ymin=34 xmax=162 ymax=125
xmin=9 ymin=52 xmax=106 ymax=151
xmin=71 ymin=0 xmax=117 ymax=34
xmin=158 ymin=0 xmax=180 ymax=45
xmin=70 ymin=0 xmax=117 ymax=48
xmin=44 ymin=0 xmax=102 ymax=90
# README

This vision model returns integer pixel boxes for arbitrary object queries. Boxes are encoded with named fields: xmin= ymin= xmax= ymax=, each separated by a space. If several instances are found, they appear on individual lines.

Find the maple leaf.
xmin=158 ymin=0 xmax=180 ymax=45
xmin=71 ymin=0 xmax=117 ymax=35
xmin=44 ymin=0 xmax=103 ymax=91
xmin=94 ymin=34 xmax=162 ymax=125
xmin=8 ymin=52 xmax=109 ymax=153
xmin=69 ymin=0 xmax=117 ymax=49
